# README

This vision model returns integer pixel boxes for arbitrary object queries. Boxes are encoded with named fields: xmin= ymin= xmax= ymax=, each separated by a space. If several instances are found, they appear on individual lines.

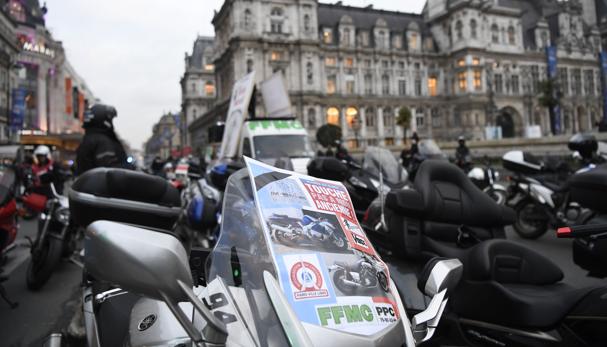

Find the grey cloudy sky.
xmin=45 ymin=0 xmax=426 ymax=150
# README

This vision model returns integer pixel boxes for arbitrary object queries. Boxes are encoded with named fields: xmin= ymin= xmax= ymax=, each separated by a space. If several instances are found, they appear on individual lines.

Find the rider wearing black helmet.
xmin=75 ymin=104 xmax=129 ymax=175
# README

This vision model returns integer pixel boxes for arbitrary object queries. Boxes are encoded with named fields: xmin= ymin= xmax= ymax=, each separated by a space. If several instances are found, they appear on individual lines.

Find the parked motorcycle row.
xmin=0 ymin=134 xmax=606 ymax=347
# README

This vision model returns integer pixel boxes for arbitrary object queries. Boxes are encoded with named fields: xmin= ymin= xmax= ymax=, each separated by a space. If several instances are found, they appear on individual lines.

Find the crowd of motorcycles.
xmin=0 ymin=133 xmax=606 ymax=346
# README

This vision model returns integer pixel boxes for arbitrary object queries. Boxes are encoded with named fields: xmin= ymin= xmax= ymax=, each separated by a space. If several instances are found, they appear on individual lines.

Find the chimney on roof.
xmin=336 ymin=1 xmax=342 ymax=5
xmin=366 ymin=4 xmax=373 ymax=9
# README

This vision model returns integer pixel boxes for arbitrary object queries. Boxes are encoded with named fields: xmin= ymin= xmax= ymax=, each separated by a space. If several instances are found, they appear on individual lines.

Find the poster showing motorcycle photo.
xmin=245 ymin=157 xmax=399 ymax=336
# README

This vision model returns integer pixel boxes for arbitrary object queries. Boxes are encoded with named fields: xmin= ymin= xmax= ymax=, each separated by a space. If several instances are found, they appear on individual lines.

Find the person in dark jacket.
xmin=75 ymin=104 xmax=128 ymax=176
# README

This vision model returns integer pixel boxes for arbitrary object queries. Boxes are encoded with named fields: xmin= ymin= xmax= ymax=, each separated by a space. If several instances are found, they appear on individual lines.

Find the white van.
xmin=238 ymin=118 xmax=313 ymax=174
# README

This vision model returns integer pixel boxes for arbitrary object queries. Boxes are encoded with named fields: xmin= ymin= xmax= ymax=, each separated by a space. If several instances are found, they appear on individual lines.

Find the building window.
xmin=470 ymin=19 xmax=477 ymax=39
xmin=377 ymin=30 xmax=387 ymax=49
xmin=307 ymin=108 xmax=316 ymax=128
xmin=511 ymin=75 xmax=519 ymax=94
xmin=457 ymin=58 xmax=465 ymax=67
xmin=304 ymin=14 xmax=310 ymax=31
xmin=327 ymin=75 xmax=337 ymax=94
xmin=382 ymin=60 xmax=389 ymax=69
xmin=271 ymin=7 xmax=283 ymax=16
xmin=416 ymin=108 xmax=425 ymax=128
xmin=381 ymin=75 xmax=390 ymax=95
xmin=494 ymin=74 xmax=503 ymax=94
xmin=415 ymin=79 xmax=422 ymax=96
xmin=344 ymin=57 xmax=354 ymax=68
xmin=306 ymin=62 xmax=313 ymax=85
xmin=244 ymin=9 xmax=252 ymax=28
xmin=455 ymin=20 xmax=463 ymax=40
xmin=398 ymin=61 xmax=405 ymax=70
xmin=247 ymin=59 xmax=254 ymax=73
xmin=325 ymin=56 xmax=336 ymax=66
xmin=323 ymin=28 xmax=333 ymax=44
xmin=326 ymin=107 xmax=339 ymax=125
xmin=531 ymin=65 xmax=539 ymax=93
xmin=540 ymin=31 xmax=549 ymax=48
xmin=385 ymin=138 xmax=395 ymax=146
xmin=398 ymin=80 xmax=407 ymax=95
xmin=473 ymin=70 xmax=482 ymax=90
xmin=472 ymin=57 xmax=480 ymax=65
xmin=271 ymin=51 xmax=283 ymax=61
xmin=8 ymin=1 xmax=25 ymax=22
xmin=559 ymin=67 xmax=568 ymax=96
xmin=342 ymin=28 xmax=351 ymax=46
xmin=428 ymin=77 xmax=437 ymax=96
xmin=458 ymin=72 xmax=467 ymax=92
xmin=205 ymin=81 xmax=215 ymax=96
xmin=366 ymin=108 xmax=376 ymax=127
xmin=364 ymin=74 xmax=372 ymax=94
xmin=508 ymin=26 xmax=515 ymax=45
xmin=360 ymin=31 xmax=370 ymax=47
xmin=491 ymin=24 xmax=499 ymax=44
xmin=192 ymin=108 xmax=197 ymax=120
xmin=364 ymin=59 xmax=371 ymax=68
xmin=346 ymin=107 xmax=358 ymax=128
xmin=383 ymin=108 xmax=394 ymax=128
xmin=345 ymin=79 xmax=355 ymax=94
xmin=392 ymin=34 xmax=402 ymax=49
xmin=584 ymin=69 xmax=594 ymax=95
xmin=271 ymin=21 xmax=283 ymax=33
xmin=431 ymin=108 xmax=441 ymax=127
xmin=191 ymin=82 xmax=196 ymax=92
xmin=409 ymin=32 xmax=418 ymax=50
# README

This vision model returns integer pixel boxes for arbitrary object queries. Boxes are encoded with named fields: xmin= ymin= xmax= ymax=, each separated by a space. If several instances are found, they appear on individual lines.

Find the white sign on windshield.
xmin=218 ymin=71 xmax=256 ymax=159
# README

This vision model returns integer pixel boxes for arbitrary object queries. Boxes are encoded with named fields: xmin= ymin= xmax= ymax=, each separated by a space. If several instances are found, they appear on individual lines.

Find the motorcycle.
xmin=405 ymin=139 xmax=448 ymax=182
xmin=467 ymin=159 xmax=507 ymax=205
xmin=329 ymin=253 xmax=389 ymax=295
xmin=48 ymin=164 xmax=463 ymax=347
xmin=268 ymin=213 xmax=348 ymax=250
xmin=0 ymin=160 xmax=20 ymax=308
xmin=363 ymin=159 xmax=514 ymax=259
xmin=308 ymin=146 xmax=408 ymax=220
xmin=26 ymin=180 xmax=79 ymax=290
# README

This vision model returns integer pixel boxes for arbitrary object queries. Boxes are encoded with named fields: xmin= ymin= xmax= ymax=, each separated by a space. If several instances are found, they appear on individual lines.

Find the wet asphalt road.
xmin=0 ymin=221 xmax=605 ymax=346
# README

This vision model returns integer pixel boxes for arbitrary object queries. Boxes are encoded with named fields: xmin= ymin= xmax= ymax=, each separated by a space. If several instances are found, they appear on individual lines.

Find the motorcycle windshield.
xmin=418 ymin=139 xmax=444 ymax=157
xmin=226 ymin=158 xmax=405 ymax=342
xmin=362 ymin=146 xmax=406 ymax=185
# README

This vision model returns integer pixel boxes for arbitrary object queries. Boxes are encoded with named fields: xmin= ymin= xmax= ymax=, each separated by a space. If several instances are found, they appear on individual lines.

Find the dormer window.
xmin=8 ymin=0 xmax=25 ymax=22
xmin=470 ymin=19 xmax=477 ymax=39
xmin=409 ymin=32 xmax=418 ymax=50
xmin=244 ymin=9 xmax=252 ymax=28
xmin=392 ymin=34 xmax=402 ymax=49
xmin=342 ymin=28 xmax=351 ymax=46
xmin=491 ymin=24 xmax=499 ymax=43
xmin=322 ymin=28 xmax=333 ymax=44
xmin=455 ymin=20 xmax=463 ymax=40
xmin=304 ymin=14 xmax=310 ymax=31
xmin=360 ymin=31 xmax=370 ymax=47
xmin=508 ymin=26 xmax=515 ymax=45
xmin=270 ymin=7 xmax=285 ymax=34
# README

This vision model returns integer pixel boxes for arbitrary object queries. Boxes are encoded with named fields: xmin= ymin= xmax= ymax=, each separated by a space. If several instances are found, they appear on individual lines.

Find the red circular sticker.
xmin=290 ymin=261 xmax=323 ymax=291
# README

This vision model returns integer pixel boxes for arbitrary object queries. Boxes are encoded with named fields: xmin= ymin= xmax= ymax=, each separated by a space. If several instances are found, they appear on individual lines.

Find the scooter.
xmin=47 ymin=165 xmax=463 ymax=346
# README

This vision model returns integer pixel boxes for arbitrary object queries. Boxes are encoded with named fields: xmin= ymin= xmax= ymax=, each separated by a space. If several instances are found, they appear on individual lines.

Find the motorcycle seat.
xmin=451 ymin=239 xmax=598 ymax=329
xmin=414 ymin=160 xmax=515 ymax=227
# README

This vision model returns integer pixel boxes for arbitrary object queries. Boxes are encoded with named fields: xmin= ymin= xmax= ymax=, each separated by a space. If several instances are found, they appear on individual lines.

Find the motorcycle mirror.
xmin=84 ymin=221 xmax=227 ymax=345
xmin=412 ymin=258 xmax=463 ymax=343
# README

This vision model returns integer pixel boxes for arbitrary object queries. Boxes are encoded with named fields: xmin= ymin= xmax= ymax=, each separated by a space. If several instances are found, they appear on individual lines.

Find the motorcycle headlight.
xmin=54 ymin=208 xmax=70 ymax=225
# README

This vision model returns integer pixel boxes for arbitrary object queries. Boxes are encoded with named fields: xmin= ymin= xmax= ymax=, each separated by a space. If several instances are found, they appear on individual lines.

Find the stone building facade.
xmin=180 ymin=36 xmax=216 ymax=150
xmin=191 ymin=0 xmax=605 ymax=151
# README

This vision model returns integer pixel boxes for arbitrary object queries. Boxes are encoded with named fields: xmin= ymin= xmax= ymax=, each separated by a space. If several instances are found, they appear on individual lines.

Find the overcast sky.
xmin=45 ymin=0 xmax=426 ymax=150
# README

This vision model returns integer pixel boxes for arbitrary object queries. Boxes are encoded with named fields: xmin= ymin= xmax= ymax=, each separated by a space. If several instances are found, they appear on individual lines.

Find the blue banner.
xmin=546 ymin=46 xmax=561 ymax=134
xmin=600 ymin=51 xmax=607 ymax=124
xmin=10 ymin=88 xmax=26 ymax=130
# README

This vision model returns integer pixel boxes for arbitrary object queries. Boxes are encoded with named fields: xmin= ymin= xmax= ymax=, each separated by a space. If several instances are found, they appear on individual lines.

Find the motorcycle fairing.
xmin=242 ymin=157 xmax=403 ymax=337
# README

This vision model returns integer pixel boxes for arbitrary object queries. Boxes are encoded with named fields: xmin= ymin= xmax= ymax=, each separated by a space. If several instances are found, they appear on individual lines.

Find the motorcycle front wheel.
xmin=483 ymin=187 xmax=507 ymax=205
xmin=332 ymin=235 xmax=347 ymax=250
xmin=513 ymin=198 xmax=548 ymax=239
xmin=26 ymin=237 xmax=63 ymax=290
xmin=332 ymin=269 xmax=356 ymax=295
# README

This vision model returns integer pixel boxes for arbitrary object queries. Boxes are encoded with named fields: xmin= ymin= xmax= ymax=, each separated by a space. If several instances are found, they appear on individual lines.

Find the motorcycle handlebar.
xmin=557 ymin=224 xmax=607 ymax=239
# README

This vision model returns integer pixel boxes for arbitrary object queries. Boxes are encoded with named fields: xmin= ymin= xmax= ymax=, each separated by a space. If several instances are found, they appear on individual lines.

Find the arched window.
xmin=346 ymin=107 xmax=358 ymax=128
xmin=306 ymin=62 xmax=313 ymax=85
xmin=307 ymin=108 xmax=316 ymax=128
xmin=244 ymin=9 xmax=252 ymax=28
xmin=246 ymin=59 xmax=254 ymax=73
xmin=455 ymin=20 xmax=463 ymax=40
xmin=540 ymin=31 xmax=549 ymax=48
xmin=470 ymin=19 xmax=477 ymax=39
xmin=507 ymin=26 xmax=515 ymax=45
xmin=205 ymin=81 xmax=215 ymax=96
xmin=383 ymin=108 xmax=394 ymax=127
xmin=270 ymin=7 xmax=283 ymax=16
xmin=343 ymin=28 xmax=351 ymax=46
xmin=365 ymin=108 xmax=376 ymax=128
xmin=409 ymin=32 xmax=418 ymax=50
xmin=491 ymin=24 xmax=499 ymax=44
xmin=326 ymin=107 xmax=340 ymax=125
xmin=304 ymin=14 xmax=310 ymax=31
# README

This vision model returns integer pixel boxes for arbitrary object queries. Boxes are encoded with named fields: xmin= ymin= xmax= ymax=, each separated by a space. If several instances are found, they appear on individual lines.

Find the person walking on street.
xmin=75 ymin=104 xmax=129 ymax=176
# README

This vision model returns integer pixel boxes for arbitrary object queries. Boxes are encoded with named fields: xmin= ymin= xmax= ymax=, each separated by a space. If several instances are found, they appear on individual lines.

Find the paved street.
xmin=0 ymin=219 xmax=82 ymax=347
xmin=0 ymin=213 xmax=604 ymax=347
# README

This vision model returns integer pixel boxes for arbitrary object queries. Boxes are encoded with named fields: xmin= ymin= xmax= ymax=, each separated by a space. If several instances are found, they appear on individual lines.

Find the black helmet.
xmin=83 ymin=104 xmax=117 ymax=129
